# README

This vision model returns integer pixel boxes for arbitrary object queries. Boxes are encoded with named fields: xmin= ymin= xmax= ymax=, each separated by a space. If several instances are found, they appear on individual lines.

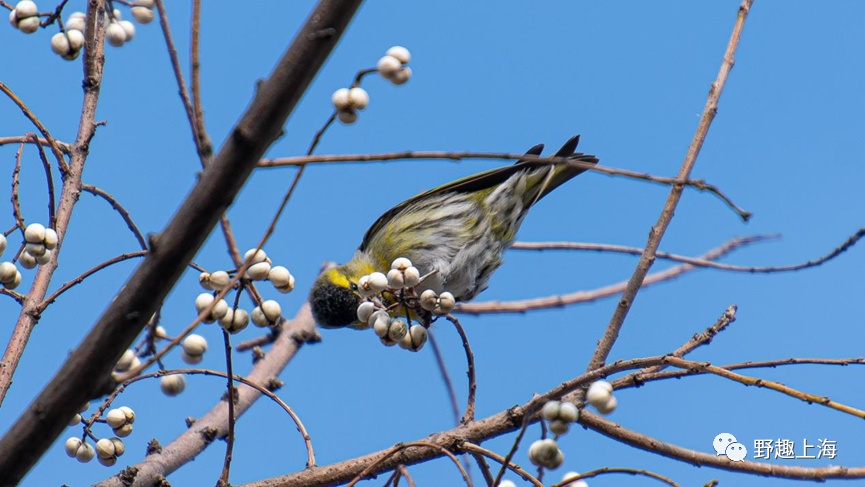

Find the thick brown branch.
xmin=0 ymin=1 xmax=363 ymax=481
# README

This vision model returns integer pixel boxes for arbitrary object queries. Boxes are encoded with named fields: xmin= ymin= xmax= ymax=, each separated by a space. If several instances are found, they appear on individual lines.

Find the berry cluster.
xmin=353 ymin=256 xmax=450 ymax=351
xmin=8 ymin=0 xmax=156 ymax=61
xmin=331 ymin=46 xmax=412 ymax=125
xmin=526 ymin=381 xmax=618 ymax=474
xmin=0 ymin=222 xmax=59 ymax=290
xmin=65 ymin=404 xmax=134 ymax=466
xmin=197 ymin=248 xmax=294 ymax=334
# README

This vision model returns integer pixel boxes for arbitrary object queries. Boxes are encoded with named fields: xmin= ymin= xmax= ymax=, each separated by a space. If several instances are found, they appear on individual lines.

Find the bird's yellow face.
xmin=309 ymin=266 xmax=364 ymax=328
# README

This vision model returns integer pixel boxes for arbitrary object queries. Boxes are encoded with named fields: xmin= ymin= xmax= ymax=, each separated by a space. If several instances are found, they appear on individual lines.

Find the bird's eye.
xmin=349 ymin=282 xmax=359 ymax=291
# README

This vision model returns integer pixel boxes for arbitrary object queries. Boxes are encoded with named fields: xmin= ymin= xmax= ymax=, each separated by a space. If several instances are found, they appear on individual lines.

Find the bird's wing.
xmin=359 ymin=136 xmax=597 ymax=252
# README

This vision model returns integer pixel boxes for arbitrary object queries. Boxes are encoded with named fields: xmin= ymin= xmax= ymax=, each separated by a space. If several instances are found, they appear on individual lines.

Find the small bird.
xmin=309 ymin=135 xmax=598 ymax=328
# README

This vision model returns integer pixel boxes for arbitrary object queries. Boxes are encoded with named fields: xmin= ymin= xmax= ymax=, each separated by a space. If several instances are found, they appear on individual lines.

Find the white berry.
xmin=95 ymin=438 xmax=115 ymax=459
xmin=75 ymin=442 xmax=95 ymax=463
xmin=106 ymin=22 xmax=127 ymax=46
xmin=586 ymin=380 xmax=613 ymax=408
xmin=244 ymin=248 xmax=267 ymax=264
xmin=386 ymin=46 xmax=411 ymax=64
xmin=596 ymin=395 xmax=617 ymax=415
xmin=118 ymin=20 xmax=135 ymax=40
xmin=337 ymin=109 xmax=357 ymax=124
xmin=377 ymin=55 xmax=402 ymax=78
xmin=331 ymin=88 xmax=351 ymax=110
xmin=105 ymin=409 xmax=127 ymax=428
xmin=558 ymin=401 xmax=579 ymax=423
xmin=541 ymin=400 xmax=561 ymax=421
xmin=51 ymin=32 xmax=70 ymax=56
xmin=24 ymin=223 xmax=45 ymax=243
xmin=18 ymin=251 xmax=37 ymax=269
xmin=348 ymin=87 xmax=369 ymax=110
xmin=0 ymin=262 xmax=17 ymax=283
xmin=43 ymin=228 xmax=58 ymax=249
xmin=247 ymin=261 xmax=271 ymax=280
xmin=390 ymin=67 xmax=412 ymax=85
xmin=66 ymin=12 xmax=85 ymax=31
xmin=402 ymin=266 xmax=420 ymax=287
xmin=367 ymin=272 xmax=388 ymax=292
xmin=65 ymin=437 xmax=82 ymax=457
xmin=182 ymin=334 xmax=207 ymax=356
xmin=131 ymin=6 xmax=153 ymax=23
xmin=160 ymin=374 xmax=186 ymax=396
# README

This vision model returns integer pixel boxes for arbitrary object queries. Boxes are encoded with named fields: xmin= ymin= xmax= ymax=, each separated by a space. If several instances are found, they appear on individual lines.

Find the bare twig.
xmin=346 ymin=441 xmax=472 ymax=487
xmin=428 ymin=332 xmax=462 ymax=428
xmin=460 ymin=235 xmax=765 ymax=314
xmin=587 ymin=0 xmax=753 ymax=371
xmin=190 ymin=0 xmax=212 ymax=162
xmin=514 ymin=228 xmax=865 ymax=273
xmin=218 ymin=330 xmax=237 ymax=485
xmin=10 ymin=142 xmax=25 ymax=229
xmin=81 ymin=183 xmax=147 ymax=250
xmin=0 ymin=135 xmax=71 ymax=152
xmin=445 ymin=315 xmax=476 ymax=423
xmin=0 ymin=82 xmax=69 ymax=175
xmin=29 ymin=134 xmax=56 ymax=227
xmin=638 ymin=304 xmax=738 ymax=376
xmin=555 ymin=467 xmax=680 ymax=487
xmin=664 ymin=356 xmax=865 ymax=419
xmin=617 ymin=357 xmax=865 ymax=391
xmin=579 ymin=409 xmax=865 ymax=480
xmin=39 ymin=250 xmax=147 ymax=309
xmin=461 ymin=442 xmax=543 ymax=487
xmin=260 ymin=151 xmax=750 ymax=221
xmin=154 ymin=0 xmax=201 ymax=157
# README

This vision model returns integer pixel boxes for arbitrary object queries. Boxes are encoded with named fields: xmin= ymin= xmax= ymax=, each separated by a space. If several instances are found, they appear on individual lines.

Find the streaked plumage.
xmin=310 ymin=135 xmax=598 ymax=328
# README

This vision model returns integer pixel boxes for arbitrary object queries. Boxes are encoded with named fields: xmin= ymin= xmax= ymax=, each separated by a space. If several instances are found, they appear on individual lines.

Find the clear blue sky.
xmin=1 ymin=2 xmax=864 ymax=486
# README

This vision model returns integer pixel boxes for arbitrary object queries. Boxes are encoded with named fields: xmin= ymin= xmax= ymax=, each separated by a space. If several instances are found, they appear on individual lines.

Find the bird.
xmin=309 ymin=135 xmax=598 ymax=329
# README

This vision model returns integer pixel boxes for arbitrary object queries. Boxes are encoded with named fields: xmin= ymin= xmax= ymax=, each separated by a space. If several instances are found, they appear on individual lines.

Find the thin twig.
xmin=29 ymin=134 xmax=56 ymax=227
xmin=10 ymin=142 xmax=25 ymax=229
xmin=514 ymin=228 xmax=865 ymax=273
xmin=428 ymin=332 xmax=462 ymax=429
xmin=616 ymin=357 xmax=865 ymax=391
xmin=81 ymin=183 xmax=147 ymax=250
xmin=190 ymin=0 xmax=213 ymax=162
xmin=347 ymin=441 xmax=472 ymax=487
xmin=555 ymin=467 xmax=680 ymax=487
xmin=586 ymin=0 xmax=754 ymax=372
xmin=460 ymin=442 xmax=543 ymax=487
xmin=445 ymin=315 xmax=476 ymax=424
xmin=92 ymin=367 xmax=315 ymax=468
xmin=260 ymin=151 xmax=750 ymax=221
xmin=579 ymin=408 xmax=865 ymax=480
xmin=218 ymin=330 xmax=236 ymax=486
xmin=0 ymin=82 xmax=69 ymax=175
xmin=154 ymin=0 xmax=201 ymax=155
xmin=39 ymin=251 xmax=148 ymax=309
xmin=0 ymin=135 xmax=71 ymax=152
xmin=460 ymin=235 xmax=766 ymax=314
xmin=665 ymin=356 xmax=865 ymax=419
xmin=638 ymin=304 xmax=738 ymax=376
xmin=428 ymin=331 xmax=475 ymax=482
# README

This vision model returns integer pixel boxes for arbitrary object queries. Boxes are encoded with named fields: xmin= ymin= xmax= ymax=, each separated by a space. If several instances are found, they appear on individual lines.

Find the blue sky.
xmin=1 ymin=1 xmax=864 ymax=486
